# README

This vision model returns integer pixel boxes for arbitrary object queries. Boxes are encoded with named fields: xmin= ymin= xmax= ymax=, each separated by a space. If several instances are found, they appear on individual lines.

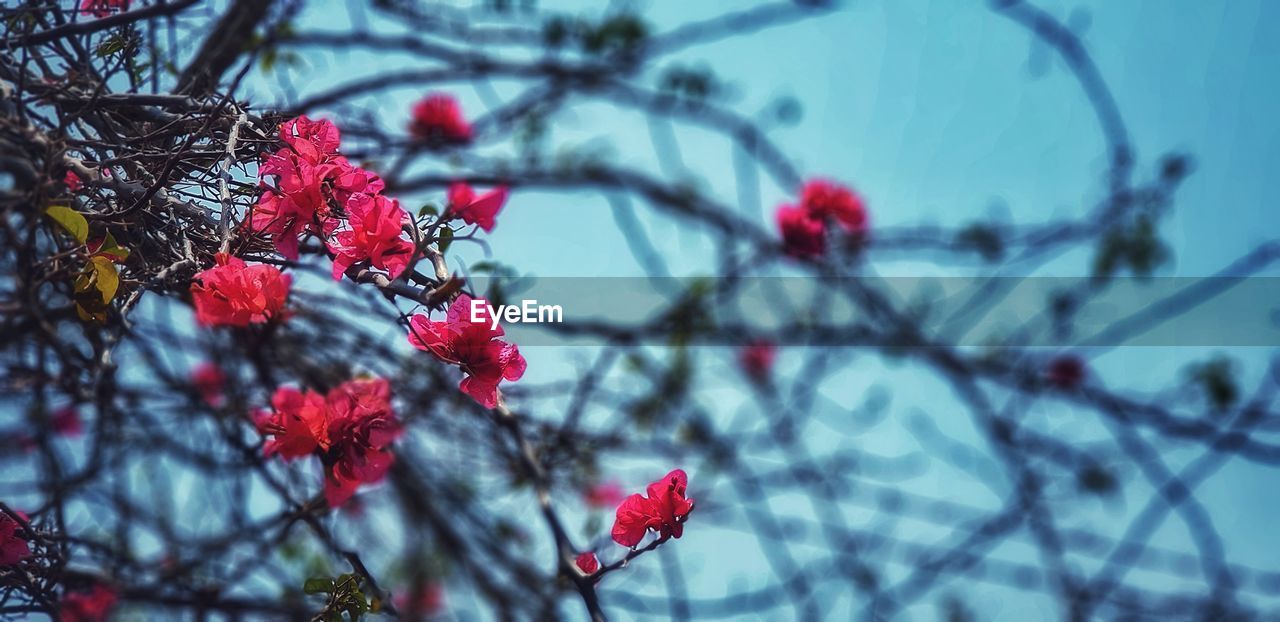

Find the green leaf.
xmin=436 ymin=227 xmax=454 ymax=255
xmin=95 ymin=232 xmax=130 ymax=262
xmin=418 ymin=203 xmax=439 ymax=218
xmin=46 ymin=205 xmax=89 ymax=244
xmin=89 ymin=256 xmax=119 ymax=303
xmin=303 ymin=577 xmax=334 ymax=595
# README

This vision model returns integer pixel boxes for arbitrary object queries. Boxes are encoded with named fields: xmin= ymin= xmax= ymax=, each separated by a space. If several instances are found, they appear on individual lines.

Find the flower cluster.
xmin=79 ymin=0 xmax=129 ymax=18
xmin=190 ymin=253 xmax=291 ymax=327
xmin=776 ymin=179 xmax=868 ymax=258
xmin=59 ymin=584 xmax=117 ymax=622
xmin=0 ymin=511 xmax=31 ymax=566
xmin=255 ymin=377 xmax=402 ymax=506
xmin=738 ymin=340 xmax=778 ymax=381
xmin=610 ymin=469 xmax=695 ymax=548
xmin=191 ymin=363 xmax=227 ymax=407
xmin=407 ymin=294 xmax=526 ymax=408
xmin=410 ymin=94 xmax=473 ymax=146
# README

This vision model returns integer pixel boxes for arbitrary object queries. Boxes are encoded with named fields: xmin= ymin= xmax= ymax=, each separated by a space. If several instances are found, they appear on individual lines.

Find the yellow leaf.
xmin=89 ymin=256 xmax=119 ymax=302
xmin=45 ymin=205 xmax=89 ymax=244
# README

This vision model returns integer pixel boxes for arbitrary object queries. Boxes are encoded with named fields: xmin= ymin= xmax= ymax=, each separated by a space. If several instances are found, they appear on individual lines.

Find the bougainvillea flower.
xmin=328 ymin=193 xmax=415 ymax=281
xmin=279 ymin=116 xmax=341 ymax=164
xmin=738 ymin=340 xmax=777 ymax=381
xmin=611 ymin=469 xmax=694 ymax=547
xmin=50 ymin=406 xmax=83 ymax=438
xmin=800 ymin=179 xmax=868 ymax=234
xmin=776 ymin=204 xmax=826 ymax=258
xmin=329 ymin=157 xmax=385 ymax=206
xmin=446 ymin=183 xmax=509 ymax=233
xmin=409 ymin=94 xmax=473 ymax=145
xmin=583 ymin=481 xmax=626 ymax=509
xmin=0 ymin=511 xmax=31 ymax=566
xmin=1047 ymin=354 xmax=1086 ymax=389
xmin=64 ymin=171 xmax=83 ymax=191
xmin=256 ymin=386 xmax=330 ymax=459
xmin=59 ymin=584 xmax=117 ymax=622
xmin=191 ymin=363 xmax=227 ymax=407
xmin=575 ymin=552 xmax=599 ymax=575
xmin=394 ymin=583 xmax=444 ymax=618
xmin=323 ymin=378 xmax=402 ymax=507
xmin=190 ymin=253 xmax=291 ymax=327
xmin=252 ymin=151 xmax=332 ymax=259
xmin=79 ymin=0 xmax=129 ymax=18
xmin=407 ymin=295 xmax=526 ymax=408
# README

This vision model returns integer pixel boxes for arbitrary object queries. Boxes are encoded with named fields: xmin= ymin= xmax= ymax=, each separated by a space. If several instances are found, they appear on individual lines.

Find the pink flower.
xmin=583 ymin=481 xmax=626 ymax=510
xmin=279 ymin=116 xmax=341 ymax=163
xmin=738 ymin=340 xmax=777 ymax=381
xmin=776 ymin=178 xmax=869 ymax=258
xmin=79 ymin=0 xmax=129 ymax=18
xmin=0 ymin=511 xmax=32 ymax=566
xmin=322 ymin=378 xmax=402 ymax=507
xmin=190 ymin=253 xmax=291 ymax=327
xmin=252 ymin=151 xmax=333 ymax=259
xmin=191 ymin=363 xmax=227 ymax=406
xmin=64 ymin=171 xmax=83 ymax=191
xmin=407 ymin=295 xmax=527 ymax=408
xmin=611 ymin=469 xmax=694 ymax=548
xmin=575 ymin=552 xmax=599 ymax=575
xmin=256 ymin=386 xmax=330 ymax=459
xmin=776 ymin=204 xmax=825 ymax=258
xmin=328 ymin=193 xmax=415 ymax=281
xmin=51 ymin=406 xmax=82 ymax=438
xmin=59 ymin=584 xmax=117 ymax=622
xmin=410 ymin=94 xmax=473 ymax=145
xmin=447 ymin=183 xmax=509 ymax=233
xmin=800 ymin=179 xmax=867 ymax=235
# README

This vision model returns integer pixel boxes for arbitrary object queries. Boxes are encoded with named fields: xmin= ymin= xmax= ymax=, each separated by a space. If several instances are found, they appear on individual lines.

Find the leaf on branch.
xmin=46 ymin=205 xmax=89 ymax=244
xmin=303 ymin=577 xmax=335 ymax=594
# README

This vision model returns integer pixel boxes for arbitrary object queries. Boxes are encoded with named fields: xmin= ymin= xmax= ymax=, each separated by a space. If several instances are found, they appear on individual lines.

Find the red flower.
xmin=611 ymin=469 xmax=694 ymax=548
xmin=583 ymin=481 xmax=626 ymax=509
xmin=191 ymin=363 xmax=227 ymax=407
xmin=394 ymin=582 xmax=444 ymax=618
xmin=410 ymin=94 xmax=473 ymax=145
xmin=447 ymin=183 xmax=509 ymax=233
xmin=800 ymin=179 xmax=867 ymax=235
xmin=738 ymin=340 xmax=777 ymax=381
xmin=51 ymin=406 xmax=83 ymax=438
xmin=322 ymin=378 xmax=402 ymax=507
xmin=256 ymin=386 xmax=330 ymax=459
xmin=1047 ymin=354 xmax=1086 ymax=389
xmin=255 ymin=378 xmax=402 ymax=507
xmin=190 ymin=253 xmax=291 ymax=327
xmin=279 ymin=116 xmax=341 ymax=163
xmin=79 ymin=0 xmax=129 ymax=18
xmin=575 ymin=552 xmax=599 ymax=575
xmin=59 ymin=584 xmax=116 ymax=622
xmin=0 ymin=511 xmax=31 ymax=566
xmin=328 ymin=193 xmax=414 ymax=281
xmin=776 ymin=204 xmax=825 ymax=258
xmin=407 ymin=295 xmax=526 ymax=408
xmin=64 ymin=171 xmax=83 ymax=191
xmin=253 ymin=151 xmax=333 ymax=259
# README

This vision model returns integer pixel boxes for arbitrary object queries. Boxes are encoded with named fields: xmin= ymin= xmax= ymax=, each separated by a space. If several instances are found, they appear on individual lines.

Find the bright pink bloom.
xmin=256 ymin=386 xmax=329 ymax=459
xmin=191 ymin=363 xmax=227 ymax=406
xmin=407 ymin=295 xmax=526 ymax=408
xmin=322 ymin=378 xmax=402 ymax=507
xmin=279 ymin=116 xmax=341 ymax=163
xmin=583 ymin=481 xmax=626 ymax=509
xmin=1047 ymin=354 xmax=1086 ymax=389
xmin=611 ymin=469 xmax=694 ymax=548
xmin=51 ymin=406 xmax=82 ymax=437
xmin=410 ymin=94 xmax=473 ymax=145
xmin=0 ymin=511 xmax=31 ymax=566
xmin=776 ymin=204 xmax=825 ymax=258
xmin=79 ymin=0 xmax=129 ymax=18
xmin=64 ymin=171 xmax=82 ymax=191
xmin=447 ymin=183 xmax=509 ymax=233
xmin=59 ymin=584 xmax=117 ymax=622
xmin=738 ymin=340 xmax=777 ymax=381
xmin=800 ymin=179 xmax=868 ymax=234
xmin=575 ymin=552 xmax=599 ymax=575
xmin=190 ymin=253 xmax=291 ymax=327
xmin=328 ymin=193 xmax=414 ymax=280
